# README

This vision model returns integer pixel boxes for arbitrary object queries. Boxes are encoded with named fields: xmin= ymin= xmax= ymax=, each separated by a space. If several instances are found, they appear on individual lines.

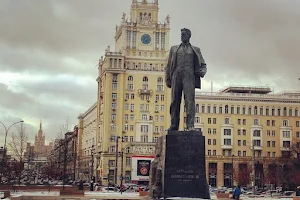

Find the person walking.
xmin=296 ymin=186 xmax=300 ymax=196
xmin=233 ymin=185 xmax=242 ymax=200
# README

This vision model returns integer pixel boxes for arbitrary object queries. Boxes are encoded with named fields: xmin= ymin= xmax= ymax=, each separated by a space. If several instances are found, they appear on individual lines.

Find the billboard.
xmin=131 ymin=156 xmax=154 ymax=181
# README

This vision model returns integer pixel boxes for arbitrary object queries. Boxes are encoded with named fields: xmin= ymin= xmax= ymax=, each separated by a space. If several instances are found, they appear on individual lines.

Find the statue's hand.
xmin=199 ymin=68 xmax=207 ymax=78
xmin=166 ymin=79 xmax=171 ymax=88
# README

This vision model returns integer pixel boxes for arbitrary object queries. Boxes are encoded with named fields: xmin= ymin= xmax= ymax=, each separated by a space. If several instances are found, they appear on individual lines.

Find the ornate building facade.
xmin=77 ymin=102 xmax=97 ymax=182
xmin=95 ymin=0 xmax=171 ymax=185
xmin=195 ymin=87 xmax=300 ymax=188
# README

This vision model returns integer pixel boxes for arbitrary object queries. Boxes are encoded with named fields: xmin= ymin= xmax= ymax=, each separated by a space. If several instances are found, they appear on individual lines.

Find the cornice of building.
xmin=195 ymin=91 xmax=300 ymax=104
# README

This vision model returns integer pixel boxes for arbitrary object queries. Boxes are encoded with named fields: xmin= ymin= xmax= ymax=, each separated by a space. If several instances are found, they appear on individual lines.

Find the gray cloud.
xmin=0 ymin=0 xmax=300 ymax=144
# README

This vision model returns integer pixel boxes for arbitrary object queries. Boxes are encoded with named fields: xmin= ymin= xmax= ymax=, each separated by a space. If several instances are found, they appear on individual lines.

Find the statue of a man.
xmin=165 ymin=28 xmax=207 ymax=131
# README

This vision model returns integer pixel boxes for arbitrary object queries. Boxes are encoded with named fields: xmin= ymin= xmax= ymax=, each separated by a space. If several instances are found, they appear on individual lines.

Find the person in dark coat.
xmin=296 ymin=186 xmax=300 ymax=196
xmin=78 ymin=180 xmax=84 ymax=190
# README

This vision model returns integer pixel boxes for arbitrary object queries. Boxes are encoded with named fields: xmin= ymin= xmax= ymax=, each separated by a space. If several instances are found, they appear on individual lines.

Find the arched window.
xmin=144 ymin=63 xmax=147 ymax=70
xmin=248 ymin=106 xmax=252 ymax=115
xmin=231 ymin=106 xmax=234 ymax=114
xmin=225 ymin=105 xmax=229 ymax=114
xmin=196 ymin=104 xmax=200 ymax=113
xmin=157 ymin=77 xmax=164 ymax=92
xmin=142 ymin=76 xmax=148 ymax=90
xmin=237 ymin=106 xmax=240 ymax=114
xmin=283 ymin=107 xmax=287 ymax=116
xmin=289 ymin=108 xmax=293 ymax=116
xmin=254 ymin=106 xmax=258 ymax=115
xmin=127 ymin=76 xmax=134 ymax=90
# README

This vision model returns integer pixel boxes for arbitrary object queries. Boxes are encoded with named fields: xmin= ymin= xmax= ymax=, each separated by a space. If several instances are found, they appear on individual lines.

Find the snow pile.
xmin=10 ymin=191 xmax=59 ymax=197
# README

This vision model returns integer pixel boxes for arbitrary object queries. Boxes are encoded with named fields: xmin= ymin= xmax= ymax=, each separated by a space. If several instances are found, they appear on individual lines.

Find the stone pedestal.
xmin=150 ymin=130 xmax=210 ymax=199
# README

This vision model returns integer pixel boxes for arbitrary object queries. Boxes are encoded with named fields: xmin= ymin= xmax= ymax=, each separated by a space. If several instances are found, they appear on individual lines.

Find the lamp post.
xmin=231 ymin=154 xmax=234 ymax=188
xmin=0 ymin=120 xmax=24 ymax=158
xmin=0 ymin=120 xmax=24 ymax=166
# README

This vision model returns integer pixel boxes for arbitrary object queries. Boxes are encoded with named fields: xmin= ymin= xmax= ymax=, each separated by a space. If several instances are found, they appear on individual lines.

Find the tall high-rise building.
xmin=32 ymin=120 xmax=53 ymax=157
xmin=96 ymin=0 xmax=171 ymax=185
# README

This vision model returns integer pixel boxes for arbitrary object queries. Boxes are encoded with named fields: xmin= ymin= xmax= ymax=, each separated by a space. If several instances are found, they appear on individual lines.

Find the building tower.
xmin=96 ymin=0 xmax=171 ymax=185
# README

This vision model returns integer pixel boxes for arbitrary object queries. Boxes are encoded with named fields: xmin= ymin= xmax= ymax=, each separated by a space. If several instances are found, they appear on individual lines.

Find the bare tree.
xmin=8 ymin=124 xmax=28 ymax=162
xmin=56 ymin=117 xmax=72 ymax=139
xmin=7 ymin=124 xmax=28 ymax=184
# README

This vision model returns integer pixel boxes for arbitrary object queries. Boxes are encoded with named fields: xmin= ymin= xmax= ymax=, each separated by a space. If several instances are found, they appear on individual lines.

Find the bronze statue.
xmin=165 ymin=28 xmax=207 ymax=131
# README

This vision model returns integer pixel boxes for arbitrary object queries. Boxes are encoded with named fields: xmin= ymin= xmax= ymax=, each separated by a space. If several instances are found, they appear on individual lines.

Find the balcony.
xmin=251 ymin=145 xmax=263 ymax=150
xmin=138 ymin=89 xmax=152 ymax=95
xmin=221 ymin=145 xmax=233 ymax=149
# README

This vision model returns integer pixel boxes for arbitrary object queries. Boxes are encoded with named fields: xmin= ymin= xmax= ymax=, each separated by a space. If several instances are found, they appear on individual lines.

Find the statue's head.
xmin=181 ymin=28 xmax=191 ymax=43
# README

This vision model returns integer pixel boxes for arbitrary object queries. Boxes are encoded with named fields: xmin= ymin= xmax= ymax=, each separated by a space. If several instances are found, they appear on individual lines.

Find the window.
xmin=208 ymin=118 xmax=211 ymax=124
xmin=224 ymin=139 xmax=231 ymax=145
xmin=242 ymin=107 xmax=246 ymax=114
xmin=161 ymin=95 xmax=165 ymax=101
xmin=125 ymin=114 xmax=129 ymax=121
xmin=160 ymin=116 xmax=164 ymax=122
xmin=195 ymin=104 xmax=199 ymax=113
xmin=160 ymin=105 xmax=164 ymax=111
xmin=213 ymin=118 xmax=217 ymax=124
xmin=155 ymin=95 xmax=159 ymax=101
xmin=208 ymin=106 xmax=211 ymax=113
xmin=112 ymin=102 xmax=117 ymax=109
xmin=243 ymin=151 xmax=247 ymax=157
xmin=267 ymin=141 xmax=271 ymax=147
xmin=153 ymin=137 xmax=158 ymax=143
xmin=283 ymin=131 xmax=290 ymax=138
xmin=267 ymin=130 xmax=270 ymax=136
xmin=278 ymin=108 xmax=281 ymax=116
xmin=224 ymin=129 xmax=231 ymax=136
xmin=237 ymin=106 xmax=240 ymax=114
xmin=202 ymin=105 xmax=205 ymax=113
xmin=254 ymin=106 xmax=258 ymax=115
xmin=157 ymin=77 xmax=164 ymax=91
xmin=213 ymin=150 xmax=216 ymax=155
xmin=161 ymin=32 xmax=165 ymax=50
xmin=213 ymin=106 xmax=217 ymax=113
xmin=111 ymin=114 xmax=116 ymax=121
xmin=238 ymin=119 xmax=241 ymax=125
xmin=131 ymin=94 xmax=134 ymax=99
xmin=296 ymin=121 xmax=300 ymax=127
xmin=142 ymin=114 xmax=148 ymax=121
xmin=225 ymin=105 xmax=229 ymax=114
xmin=112 ymin=74 xmax=118 ymax=89
xmin=155 ymin=115 xmax=158 ymax=122
xmin=130 ymin=114 xmax=134 ymax=121
xmin=248 ymin=106 xmax=252 ymax=115
xmin=141 ymin=135 xmax=148 ymax=142
xmin=243 ymin=129 xmax=246 ymax=135
xmin=130 ymin=104 xmax=134 ymax=110
xmin=141 ymin=125 xmax=149 ymax=133
xmin=231 ymin=106 xmax=234 ymax=114
xmin=154 ymin=126 xmax=159 ymax=133
xmin=283 ymin=120 xmax=289 ymax=127
xmin=238 ymin=140 xmax=241 ymax=146
xmin=130 ymin=136 xmax=134 ymax=142
xmin=213 ymin=129 xmax=216 ymax=134
xmin=126 ymin=157 xmax=131 ymax=166
xmin=130 ymin=125 xmax=134 ymax=131
xmin=142 ymin=76 xmax=149 ymax=90
xmin=208 ymin=150 xmax=211 ymax=155
xmin=254 ymin=119 xmax=259 ymax=125
xmin=242 ymin=119 xmax=246 ymax=125
xmin=238 ymin=151 xmax=241 ymax=156
xmin=266 ymin=107 xmax=269 ymax=116
xmin=160 ymin=126 xmax=164 ymax=132
xmin=224 ymin=118 xmax=230 ymax=124
xmin=208 ymin=128 xmax=212 ymax=134
xmin=272 ymin=120 xmax=275 ymax=126
xmin=208 ymin=139 xmax=211 ymax=145
xmin=296 ymin=132 xmax=300 ymax=138
xmin=243 ymin=140 xmax=246 ymax=146
xmin=260 ymin=107 xmax=263 ymax=115
xmin=253 ymin=130 xmax=261 ymax=137
xmin=238 ymin=129 xmax=241 ymax=135
xmin=219 ymin=106 xmax=223 ymax=114
xmin=108 ymin=160 xmax=115 ymax=167
xmin=272 ymin=108 xmax=275 ymax=116
xmin=213 ymin=139 xmax=216 ymax=145
xmin=123 ymin=136 xmax=128 ymax=142
xmin=112 ymin=93 xmax=117 ymax=99
xmin=283 ymin=141 xmax=290 ymax=148
xmin=124 ymin=124 xmax=128 ymax=132
xmin=195 ymin=117 xmax=201 ymax=123
xmin=253 ymin=140 xmax=261 ymax=147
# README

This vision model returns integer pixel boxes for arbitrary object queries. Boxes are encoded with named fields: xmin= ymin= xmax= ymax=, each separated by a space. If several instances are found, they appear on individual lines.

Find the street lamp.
xmin=0 ymin=120 xmax=24 ymax=161
xmin=231 ymin=154 xmax=234 ymax=188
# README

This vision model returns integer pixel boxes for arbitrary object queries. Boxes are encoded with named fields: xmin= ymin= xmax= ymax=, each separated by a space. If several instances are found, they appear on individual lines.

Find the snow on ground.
xmin=10 ymin=191 xmax=60 ymax=197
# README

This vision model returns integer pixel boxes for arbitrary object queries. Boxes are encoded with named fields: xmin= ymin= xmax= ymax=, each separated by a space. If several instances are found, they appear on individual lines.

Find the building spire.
xmin=39 ymin=119 xmax=42 ymax=131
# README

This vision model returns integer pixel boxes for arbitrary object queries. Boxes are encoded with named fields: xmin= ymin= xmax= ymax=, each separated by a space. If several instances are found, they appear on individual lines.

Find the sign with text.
xmin=131 ymin=156 xmax=154 ymax=181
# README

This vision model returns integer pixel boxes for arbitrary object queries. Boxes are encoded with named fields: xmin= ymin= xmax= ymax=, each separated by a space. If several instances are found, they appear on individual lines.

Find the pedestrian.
xmin=233 ymin=185 xmax=242 ymax=200
xmin=78 ymin=180 xmax=84 ymax=190
xmin=296 ymin=186 xmax=300 ymax=196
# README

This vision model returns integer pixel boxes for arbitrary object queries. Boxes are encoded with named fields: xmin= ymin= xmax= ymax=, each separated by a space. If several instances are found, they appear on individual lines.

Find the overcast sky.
xmin=0 ymin=0 xmax=299 ymax=145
